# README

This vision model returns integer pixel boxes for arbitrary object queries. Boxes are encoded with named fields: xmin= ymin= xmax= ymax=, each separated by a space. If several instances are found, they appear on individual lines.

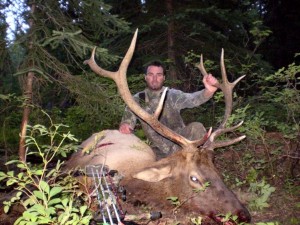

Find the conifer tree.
xmin=108 ymin=0 xmax=272 ymax=91
xmin=9 ymin=0 xmax=129 ymax=161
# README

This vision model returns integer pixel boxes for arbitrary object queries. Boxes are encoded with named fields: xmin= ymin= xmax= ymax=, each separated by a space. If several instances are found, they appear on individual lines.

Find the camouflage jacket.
xmin=121 ymin=86 xmax=211 ymax=155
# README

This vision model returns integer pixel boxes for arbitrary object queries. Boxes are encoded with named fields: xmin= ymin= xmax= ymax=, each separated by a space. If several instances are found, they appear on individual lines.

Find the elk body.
xmin=66 ymin=30 xmax=251 ymax=224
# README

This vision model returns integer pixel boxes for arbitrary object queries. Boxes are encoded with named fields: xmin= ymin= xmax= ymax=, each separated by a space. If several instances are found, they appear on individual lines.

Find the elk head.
xmin=84 ymin=29 xmax=251 ymax=223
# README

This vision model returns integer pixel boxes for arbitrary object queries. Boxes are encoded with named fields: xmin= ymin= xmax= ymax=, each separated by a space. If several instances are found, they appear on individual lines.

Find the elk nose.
xmin=237 ymin=209 xmax=251 ymax=223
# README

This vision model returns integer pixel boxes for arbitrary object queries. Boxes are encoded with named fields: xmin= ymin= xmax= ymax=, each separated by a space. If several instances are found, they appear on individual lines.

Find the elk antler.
xmin=197 ymin=49 xmax=246 ymax=150
xmin=84 ymin=29 xmax=210 ymax=149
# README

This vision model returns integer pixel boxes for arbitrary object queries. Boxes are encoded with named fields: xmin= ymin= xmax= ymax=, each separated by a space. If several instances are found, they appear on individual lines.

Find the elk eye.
xmin=190 ymin=176 xmax=200 ymax=184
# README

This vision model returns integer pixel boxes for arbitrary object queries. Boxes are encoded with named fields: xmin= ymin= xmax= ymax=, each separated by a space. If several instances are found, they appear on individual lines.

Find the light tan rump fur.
xmin=65 ymin=130 xmax=155 ymax=177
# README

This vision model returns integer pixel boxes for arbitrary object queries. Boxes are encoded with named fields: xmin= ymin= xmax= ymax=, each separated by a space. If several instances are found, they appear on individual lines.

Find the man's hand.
xmin=203 ymin=74 xmax=218 ymax=96
xmin=119 ymin=123 xmax=133 ymax=134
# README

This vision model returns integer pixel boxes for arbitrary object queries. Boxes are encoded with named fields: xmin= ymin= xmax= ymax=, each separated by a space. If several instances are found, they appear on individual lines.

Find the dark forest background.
xmin=0 ymin=0 xmax=299 ymax=224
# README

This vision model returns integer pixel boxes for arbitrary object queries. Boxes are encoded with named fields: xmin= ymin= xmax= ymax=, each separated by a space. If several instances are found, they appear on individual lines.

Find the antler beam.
xmin=197 ymin=50 xmax=246 ymax=150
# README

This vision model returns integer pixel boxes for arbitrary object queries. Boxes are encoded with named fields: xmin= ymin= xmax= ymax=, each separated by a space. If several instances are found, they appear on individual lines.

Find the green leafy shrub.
xmin=261 ymin=54 xmax=300 ymax=138
xmin=248 ymin=179 xmax=276 ymax=210
xmin=0 ymin=115 xmax=92 ymax=225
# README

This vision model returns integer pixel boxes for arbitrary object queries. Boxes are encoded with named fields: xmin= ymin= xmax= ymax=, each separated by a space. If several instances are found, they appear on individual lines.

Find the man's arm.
xmin=172 ymin=74 xmax=218 ymax=110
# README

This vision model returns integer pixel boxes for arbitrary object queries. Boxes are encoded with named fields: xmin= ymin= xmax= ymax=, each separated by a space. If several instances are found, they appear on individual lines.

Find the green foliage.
xmin=261 ymin=55 xmax=300 ymax=139
xmin=63 ymin=106 xmax=113 ymax=140
xmin=0 ymin=93 xmax=23 ymax=151
xmin=284 ymin=179 xmax=300 ymax=196
xmin=216 ymin=213 xmax=241 ymax=224
xmin=248 ymin=179 xmax=276 ymax=210
xmin=107 ymin=0 xmax=274 ymax=93
xmin=239 ymin=110 xmax=268 ymax=141
xmin=288 ymin=216 xmax=300 ymax=225
xmin=0 ymin=0 xmax=131 ymax=151
xmin=13 ymin=0 xmax=131 ymax=80
xmin=0 ymin=117 xmax=92 ymax=224
xmin=126 ymin=73 xmax=147 ymax=95
xmin=249 ymin=20 xmax=272 ymax=48
xmin=166 ymin=196 xmax=180 ymax=206
xmin=24 ymin=112 xmax=79 ymax=159
xmin=64 ymin=74 xmax=126 ymax=136
xmin=190 ymin=216 xmax=203 ymax=225
xmin=193 ymin=182 xmax=210 ymax=193
xmin=217 ymin=55 xmax=299 ymax=186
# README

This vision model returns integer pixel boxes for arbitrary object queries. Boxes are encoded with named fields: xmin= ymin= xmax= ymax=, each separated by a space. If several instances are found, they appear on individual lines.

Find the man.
xmin=119 ymin=61 xmax=218 ymax=158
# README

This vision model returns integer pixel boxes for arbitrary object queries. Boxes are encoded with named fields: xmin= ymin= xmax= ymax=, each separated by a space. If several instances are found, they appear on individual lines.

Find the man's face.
xmin=145 ymin=65 xmax=165 ymax=91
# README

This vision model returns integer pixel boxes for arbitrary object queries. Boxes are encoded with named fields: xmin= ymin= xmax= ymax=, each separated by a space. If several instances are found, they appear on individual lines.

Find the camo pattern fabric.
xmin=120 ymin=86 xmax=211 ymax=157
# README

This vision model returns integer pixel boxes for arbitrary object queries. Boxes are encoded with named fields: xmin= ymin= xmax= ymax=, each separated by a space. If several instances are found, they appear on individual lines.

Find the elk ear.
xmin=132 ymin=165 xmax=172 ymax=182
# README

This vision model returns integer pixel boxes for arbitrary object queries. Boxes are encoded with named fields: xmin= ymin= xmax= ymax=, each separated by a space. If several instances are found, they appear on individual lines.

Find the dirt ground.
xmin=212 ymin=132 xmax=300 ymax=224
xmin=248 ymin=187 xmax=299 ymax=224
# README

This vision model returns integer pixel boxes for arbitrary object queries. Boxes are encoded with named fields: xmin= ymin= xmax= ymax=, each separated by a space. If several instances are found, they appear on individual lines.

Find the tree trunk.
xmin=19 ymin=72 xmax=34 ymax=162
xmin=166 ymin=0 xmax=177 ymax=85
xmin=19 ymin=2 xmax=36 ymax=162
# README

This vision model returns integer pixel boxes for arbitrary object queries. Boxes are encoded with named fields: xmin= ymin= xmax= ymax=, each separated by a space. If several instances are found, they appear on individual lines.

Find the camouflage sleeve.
xmin=171 ymin=89 xmax=212 ymax=110
xmin=120 ymin=94 xmax=139 ymax=128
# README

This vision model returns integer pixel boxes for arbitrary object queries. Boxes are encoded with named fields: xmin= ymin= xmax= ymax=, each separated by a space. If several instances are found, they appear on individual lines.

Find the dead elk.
xmin=66 ymin=30 xmax=251 ymax=224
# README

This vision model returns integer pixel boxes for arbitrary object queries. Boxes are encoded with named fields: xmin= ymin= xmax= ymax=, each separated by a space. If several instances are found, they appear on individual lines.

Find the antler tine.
xmin=118 ymin=29 xmax=138 ymax=85
xmin=220 ymin=48 xmax=228 ymax=85
xmin=221 ymin=49 xmax=246 ymax=88
xmin=154 ymin=87 xmax=168 ymax=118
xmin=218 ymin=49 xmax=246 ymax=128
xmin=208 ymin=135 xmax=246 ymax=150
xmin=85 ymin=29 xmax=211 ymax=148
xmin=190 ymin=127 xmax=212 ymax=147
xmin=203 ymin=121 xmax=244 ymax=149
xmin=218 ymin=48 xmax=232 ymax=129
xmin=84 ymin=47 xmax=116 ymax=79
xmin=197 ymin=54 xmax=209 ymax=77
